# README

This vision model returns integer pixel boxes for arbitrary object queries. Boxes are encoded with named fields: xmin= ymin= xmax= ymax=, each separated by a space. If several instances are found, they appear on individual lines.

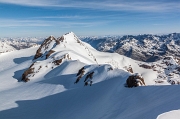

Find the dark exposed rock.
xmin=127 ymin=67 xmax=133 ymax=73
xmin=76 ymin=67 xmax=85 ymax=77
xmin=34 ymin=49 xmax=43 ymax=59
xmin=176 ymin=67 xmax=180 ymax=72
xmin=75 ymin=67 xmax=85 ymax=84
xmin=46 ymin=50 xmax=55 ymax=59
xmin=126 ymin=75 xmax=138 ymax=88
xmin=58 ymin=36 xmax=64 ymax=42
xmin=139 ymin=64 xmax=152 ymax=69
xmin=126 ymin=73 xmax=145 ymax=88
xmin=84 ymin=71 xmax=94 ymax=86
xmin=124 ymin=66 xmax=133 ymax=73
xmin=34 ymin=36 xmax=58 ymax=59
xmin=22 ymin=63 xmax=35 ymax=82
xmin=53 ymin=54 xmax=71 ymax=65
xmin=53 ymin=59 xmax=62 ymax=65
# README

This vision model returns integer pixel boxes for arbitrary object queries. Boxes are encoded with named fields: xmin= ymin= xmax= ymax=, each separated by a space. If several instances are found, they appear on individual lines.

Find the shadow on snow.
xmin=13 ymin=56 xmax=34 ymax=64
xmin=0 ymin=79 xmax=180 ymax=119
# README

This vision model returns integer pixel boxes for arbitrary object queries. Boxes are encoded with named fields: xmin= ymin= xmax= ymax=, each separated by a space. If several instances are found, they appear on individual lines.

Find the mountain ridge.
xmin=0 ymin=37 xmax=43 ymax=54
xmin=21 ymin=32 xmax=180 ymax=86
xmin=81 ymin=33 xmax=180 ymax=62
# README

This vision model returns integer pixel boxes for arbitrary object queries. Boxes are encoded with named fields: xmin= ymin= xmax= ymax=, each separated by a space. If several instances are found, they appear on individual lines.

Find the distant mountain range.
xmin=81 ymin=33 xmax=180 ymax=62
xmin=0 ymin=37 xmax=43 ymax=53
xmin=1 ymin=33 xmax=180 ymax=62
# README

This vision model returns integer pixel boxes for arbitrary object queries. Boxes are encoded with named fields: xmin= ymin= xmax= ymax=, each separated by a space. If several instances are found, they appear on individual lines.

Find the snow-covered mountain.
xmin=0 ymin=32 xmax=180 ymax=119
xmin=0 ymin=37 xmax=43 ymax=54
xmin=0 ymin=40 xmax=16 ymax=53
xmin=81 ymin=33 xmax=180 ymax=62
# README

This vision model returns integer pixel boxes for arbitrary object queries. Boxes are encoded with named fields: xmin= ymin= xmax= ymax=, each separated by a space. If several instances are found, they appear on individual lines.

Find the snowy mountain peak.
xmin=62 ymin=31 xmax=81 ymax=44
xmin=48 ymin=35 xmax=56 ymax=40
xmin=22 ymin=32 xmax=99 ymax=82
xmin=33 ymin=32 xmax=83 ymax=60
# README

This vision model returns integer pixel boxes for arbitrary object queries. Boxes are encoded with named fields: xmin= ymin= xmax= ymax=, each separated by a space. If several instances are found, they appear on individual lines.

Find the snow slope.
xmin=0 ymin=32 xmax=180 ymax=119
xmin=157 ymin=110 xmax=180 ymax=119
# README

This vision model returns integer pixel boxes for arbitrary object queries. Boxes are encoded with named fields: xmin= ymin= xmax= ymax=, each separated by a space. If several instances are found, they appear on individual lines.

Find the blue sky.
xmin=0 ymin=0 xmax=180 ymax=37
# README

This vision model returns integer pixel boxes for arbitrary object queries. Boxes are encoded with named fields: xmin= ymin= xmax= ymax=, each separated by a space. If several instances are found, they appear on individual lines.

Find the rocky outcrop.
xmin=34 ymin=36 xmax=58 ymax=59
xmin=34 ymin=48 xmax=43 ymax=59
xmin=139 ymin=64 xmax=152 ymax=69
xmin=22 ymin=53 xmax=71 ymax=82
xmin=22 ymin=63 xmax=35 ymax=82
xmin=84 ymin=72 xmax=94 ymax=86
xmin=124 ymin=65 xmax=133 ymax=73
xmin=53 ymin=54 xmax=71 ymax=65
xmin=46 ymin=50 xmax=55 ymax=59
xmin=74 ymin=67 xmax=85 ymax=84
xmin=58 ymin=36 xmax=64 ymax=42
xmin=21 ymin=33 xmax=73 ymax=82
xmin=76 ymin=67 xmax=85 ymax=77
xmin=126 ymin=73 xmax=145 ymax=88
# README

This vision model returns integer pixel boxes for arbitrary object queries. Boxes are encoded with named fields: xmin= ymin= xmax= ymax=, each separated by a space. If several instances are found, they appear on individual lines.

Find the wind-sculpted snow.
xmin=157 ymin=110 xmax=180 ymax=119
xmin=81 ymin=33 xmax=180 ymax=62
xmin=1 ymin=32 xmax=180 ymax=119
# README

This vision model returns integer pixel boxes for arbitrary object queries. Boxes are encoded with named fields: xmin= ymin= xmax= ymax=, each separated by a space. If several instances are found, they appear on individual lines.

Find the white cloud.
xmin=0 ymin=0 xmax=55 ymax=6
xmin=0 ymin=18 xmax=108 ymax=28
xmin=0 ymin=19 xmax=52 ymax=27
xmin=0 ymin=0 xmax=180 ymax=12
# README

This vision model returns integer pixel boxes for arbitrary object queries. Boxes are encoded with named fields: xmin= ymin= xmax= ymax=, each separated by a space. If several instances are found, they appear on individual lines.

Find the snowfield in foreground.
xmin=0 ymin=32 xmax=180 ymax=119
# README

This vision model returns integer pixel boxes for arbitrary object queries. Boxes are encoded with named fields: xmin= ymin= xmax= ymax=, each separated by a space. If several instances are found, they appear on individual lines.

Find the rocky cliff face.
xmin=34 ymin=36 xmax=58 ymax=59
